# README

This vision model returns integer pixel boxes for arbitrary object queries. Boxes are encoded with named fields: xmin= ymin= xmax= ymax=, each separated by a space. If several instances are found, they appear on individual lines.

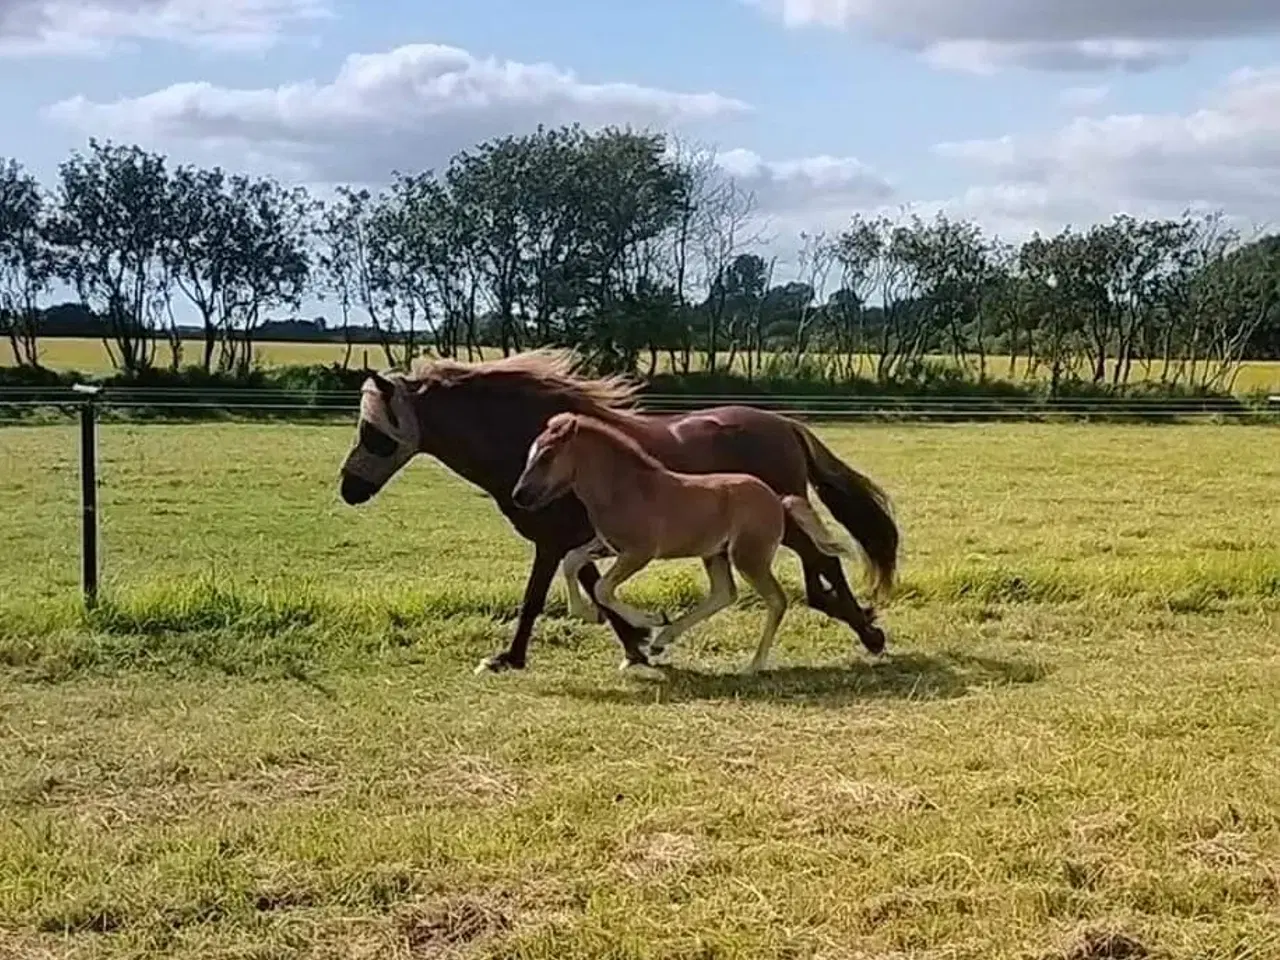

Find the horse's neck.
xmin=424 ymin=394 xmax=579 ymax=501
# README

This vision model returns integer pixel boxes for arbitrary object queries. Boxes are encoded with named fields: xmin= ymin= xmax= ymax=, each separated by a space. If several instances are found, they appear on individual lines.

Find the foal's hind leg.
xmin=733 ymin=546 xmax=789 ymax=675
xmin=646 ymin=553 xmax=737 ymax=664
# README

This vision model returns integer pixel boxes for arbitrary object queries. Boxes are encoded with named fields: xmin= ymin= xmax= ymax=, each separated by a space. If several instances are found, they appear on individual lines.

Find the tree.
xmin=212 ymin=175 xmax=313 ymax=374
xmin=0 ymin=159 xmax=53 ymax=367
xmin=47 ymin=139 xmax=173 ymax=374
xmin=163 ymin=164 xmax=239 ymax=372
xmin=445 ymin=134 xmax=531 ymax=356
xmin=1190 ymin=228 xmax=1280 ymax=390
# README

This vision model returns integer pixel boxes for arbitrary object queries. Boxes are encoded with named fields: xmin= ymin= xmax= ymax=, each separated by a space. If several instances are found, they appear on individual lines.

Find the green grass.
xmin=1 ymin=421 xmax=1278 ymax=958
xmin=17 ymin=336 xmax=1280 ymax=394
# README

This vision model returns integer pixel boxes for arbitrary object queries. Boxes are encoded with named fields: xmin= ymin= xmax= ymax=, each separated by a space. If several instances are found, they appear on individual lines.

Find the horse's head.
xmin=339 ymin=371 xmax=421 ymax=505
xmin=511 ymin=412 xmax=579 ymax=511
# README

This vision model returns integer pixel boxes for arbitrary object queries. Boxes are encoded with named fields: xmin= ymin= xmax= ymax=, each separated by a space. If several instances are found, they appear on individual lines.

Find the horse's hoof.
xmin=861 ymin=626 xmax=888 ymax=656
xmin=619 ymin=660 xmax=667 ymax=682
xmin=474 ymin=653 xmax=525 ymax=675
xmin=647 ymin=644 xmax=673 ymax=666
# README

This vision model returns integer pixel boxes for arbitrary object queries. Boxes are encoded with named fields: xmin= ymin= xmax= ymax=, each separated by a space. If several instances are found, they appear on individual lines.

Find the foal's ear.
xmin=548 ymin=413 xmax=580 ymax=440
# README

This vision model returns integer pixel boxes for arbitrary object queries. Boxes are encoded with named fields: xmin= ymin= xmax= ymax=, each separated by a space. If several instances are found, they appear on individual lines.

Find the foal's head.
xmin=511 ymin=412 xmax=580 ymax=511
xmin=339 ymin=371 xmax=422 ymax=505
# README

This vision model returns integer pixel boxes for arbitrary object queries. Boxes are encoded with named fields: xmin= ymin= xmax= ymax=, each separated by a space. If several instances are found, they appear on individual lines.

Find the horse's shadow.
xmin=541 ymin=650 xmax=1050 ymax=707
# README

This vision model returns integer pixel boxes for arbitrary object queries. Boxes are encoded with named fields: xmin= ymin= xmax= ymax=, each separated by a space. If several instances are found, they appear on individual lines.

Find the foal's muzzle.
xmin=340 ymin=473 xmax=378 ymax=505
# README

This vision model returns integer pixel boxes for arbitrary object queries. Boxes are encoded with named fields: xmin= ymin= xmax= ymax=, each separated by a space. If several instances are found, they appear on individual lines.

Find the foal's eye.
xmin=360 ymin=422 xmax=398 ymax=457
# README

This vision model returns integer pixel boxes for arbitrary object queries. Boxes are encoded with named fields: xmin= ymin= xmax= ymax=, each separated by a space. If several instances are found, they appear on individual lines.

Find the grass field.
xmin=1 ymin=420 xmax=1279 ymax=959
xmin=15 ymin=336 xmax=1280 ymax=394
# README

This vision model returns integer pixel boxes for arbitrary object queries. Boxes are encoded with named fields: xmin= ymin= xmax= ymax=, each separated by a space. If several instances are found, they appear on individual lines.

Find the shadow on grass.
xmin=541 ymin=650 xmax=1051 ymax=707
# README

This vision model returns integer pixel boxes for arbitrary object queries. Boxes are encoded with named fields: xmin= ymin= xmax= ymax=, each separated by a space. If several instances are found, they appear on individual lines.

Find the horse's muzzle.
xmin=511 ymin=480 xmax=548 ymax=511
xmin=340 ymin=473 xmax=377 ymax=505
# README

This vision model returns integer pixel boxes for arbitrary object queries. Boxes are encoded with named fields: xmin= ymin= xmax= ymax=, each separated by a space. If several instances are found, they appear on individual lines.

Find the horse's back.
xmin=657 ymin=405 xmax=808 ymax=494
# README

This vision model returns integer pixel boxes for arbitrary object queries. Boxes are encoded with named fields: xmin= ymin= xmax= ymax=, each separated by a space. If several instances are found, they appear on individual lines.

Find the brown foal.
xmin=511 ymin=411 xmax=853 ymax=674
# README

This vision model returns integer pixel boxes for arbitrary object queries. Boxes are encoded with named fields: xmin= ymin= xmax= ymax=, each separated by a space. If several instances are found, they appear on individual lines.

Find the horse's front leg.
xmin=575 ymin=563 xmax=654 ymax=669
xmin=562 ymin=536 xmax=612 ymax=624
xmin=475 ymin=541 xmax=563 ymax=674
xmin=591 ymin=552 xmax=668 ymax=630
xmin=587 ymin=551 xmax=668 ymax=674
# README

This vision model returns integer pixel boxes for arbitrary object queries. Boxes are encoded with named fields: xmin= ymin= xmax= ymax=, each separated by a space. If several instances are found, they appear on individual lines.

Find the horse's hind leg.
xmin=784 ymin=520 xmax=886 ymax=656
xmin=647 ymin=553 xmax=737 ymax=664
xmin=733 ymin=547 xmax=788 ymax=674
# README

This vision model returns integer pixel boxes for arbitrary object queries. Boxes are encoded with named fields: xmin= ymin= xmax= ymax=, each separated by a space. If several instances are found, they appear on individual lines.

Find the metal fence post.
xmin=73 ymin=384 xmax=101 ymax=609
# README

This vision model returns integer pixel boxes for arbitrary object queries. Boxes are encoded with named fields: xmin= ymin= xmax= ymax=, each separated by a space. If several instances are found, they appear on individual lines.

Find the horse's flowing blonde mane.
xmin=409 ymin=349 xmax=643 ymax=420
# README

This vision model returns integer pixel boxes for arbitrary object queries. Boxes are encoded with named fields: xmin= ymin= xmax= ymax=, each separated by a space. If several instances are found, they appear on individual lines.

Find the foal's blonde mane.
xmin=409 ymin=349 xmax=643 ymax=423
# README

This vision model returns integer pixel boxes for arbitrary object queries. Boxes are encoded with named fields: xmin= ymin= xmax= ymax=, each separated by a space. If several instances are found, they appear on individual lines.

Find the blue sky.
xmin=3 ymin=0 xmax=1279 ymax=253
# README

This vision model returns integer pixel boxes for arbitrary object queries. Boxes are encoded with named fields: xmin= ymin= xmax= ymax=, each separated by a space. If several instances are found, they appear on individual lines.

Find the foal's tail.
xmin=791 ymin=422 xmax=899 ymax=602
xmin=782 ymin=496 xmax=854 ymax=560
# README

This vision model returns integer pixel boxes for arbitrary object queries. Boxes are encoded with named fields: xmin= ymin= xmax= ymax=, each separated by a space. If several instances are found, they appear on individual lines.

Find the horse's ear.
xmin=370 ymin=371 xmax=396 ymax=402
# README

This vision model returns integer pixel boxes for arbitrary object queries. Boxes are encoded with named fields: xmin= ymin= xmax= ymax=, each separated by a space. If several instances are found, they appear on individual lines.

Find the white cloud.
xmin=932 ymin=66 xmax=1280 ymax=236
xmin=748 ymin=0 xmax=1279 ymax=72
xmin=922 ymin=39 xmax=1185 ymax=74
xmin=716 ymin=148 xmax=893 ymax=224
xmin=46 ymin=42 xmax=752 ymax=182
xmin=1059 ymin=84 xmax=1110 ymax=112
xmin=0 ymin=0 xmax=329 ymax=56
xmin=43 ymin=40 xmax=895 ymax=247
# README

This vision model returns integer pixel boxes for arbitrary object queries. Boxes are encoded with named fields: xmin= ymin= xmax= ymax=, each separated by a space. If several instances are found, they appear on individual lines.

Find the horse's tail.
xmin=791 ymin=421 xmax=898 ymax=602
xmin=781 ymin=495 xmax=853 ymax=559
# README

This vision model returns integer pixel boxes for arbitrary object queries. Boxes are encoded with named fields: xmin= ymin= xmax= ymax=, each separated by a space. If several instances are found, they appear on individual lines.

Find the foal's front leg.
xmin=591 ymin=553 xmax=667 ymax=630
xmin=591 ymin=551 xmax=664 ymax=669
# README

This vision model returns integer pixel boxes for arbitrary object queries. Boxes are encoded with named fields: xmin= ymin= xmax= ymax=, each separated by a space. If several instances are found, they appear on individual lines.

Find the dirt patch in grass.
xmin=1047 ymin=927 xmax=1150 ymax=960
xmin=396 ymin=895 xmax=513 ymax=958
xmin=619 ymin=830 xmax=708 ymax=881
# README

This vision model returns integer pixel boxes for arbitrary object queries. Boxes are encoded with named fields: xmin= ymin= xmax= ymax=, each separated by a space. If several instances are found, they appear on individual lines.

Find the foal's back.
xmin=576 ymin=418 xmax=786 ymax=560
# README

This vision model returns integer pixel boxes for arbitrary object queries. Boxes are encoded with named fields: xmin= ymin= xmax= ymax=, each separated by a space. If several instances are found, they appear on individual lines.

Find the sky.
xmin=2 ymin=0 xmax=1280 ymax=271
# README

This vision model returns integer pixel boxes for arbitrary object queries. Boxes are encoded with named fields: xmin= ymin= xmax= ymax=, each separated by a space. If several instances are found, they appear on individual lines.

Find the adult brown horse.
xmin=337 ymin=350 xmax=899 ymax=674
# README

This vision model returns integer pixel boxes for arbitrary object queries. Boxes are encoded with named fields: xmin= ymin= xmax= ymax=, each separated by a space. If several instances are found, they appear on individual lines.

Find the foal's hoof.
xmin=860 ymin=626 xmax=888 ymax=657
xmin=474 ymin=652 xmax=525 ymax=675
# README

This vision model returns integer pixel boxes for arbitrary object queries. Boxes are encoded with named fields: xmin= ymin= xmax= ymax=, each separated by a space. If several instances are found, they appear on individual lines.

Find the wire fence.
xmin=2 ymin=385 xmax=1279 ymax=422
xmin=1 ymin=384 xmax=1276 ymax=613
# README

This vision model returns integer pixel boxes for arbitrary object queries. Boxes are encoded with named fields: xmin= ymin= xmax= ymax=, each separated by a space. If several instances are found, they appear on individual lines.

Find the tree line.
xmin=2 ymin=127 xmax=1278 ymax=394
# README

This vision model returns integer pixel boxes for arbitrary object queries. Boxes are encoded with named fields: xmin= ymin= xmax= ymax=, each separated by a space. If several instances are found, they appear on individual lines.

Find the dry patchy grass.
xmin=0 ymin=421 xmax=1278 ymax=958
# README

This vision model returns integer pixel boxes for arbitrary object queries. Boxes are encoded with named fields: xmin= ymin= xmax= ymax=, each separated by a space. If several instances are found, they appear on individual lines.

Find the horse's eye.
xmin=360 ymin=422 xmax=398 ymax=457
